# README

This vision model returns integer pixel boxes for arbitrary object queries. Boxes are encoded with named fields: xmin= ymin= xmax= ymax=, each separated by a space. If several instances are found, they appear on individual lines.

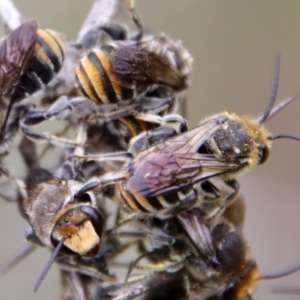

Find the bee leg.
xmin=223 ymin=179 xmax=240 ymax=205
xmin=79 ymin=0 xmax=143 ymax=49
xmin=93 ymin=86 xmax=175 ymax=121
xmin=128 ymin=115 xmax=187 ymax=155
xmin=56 ymin=255 xmax=116 ymax=282
xmin=0 ymin=165 xmax=13 ymax=179
xmin=134 ymin=86 xmax=174 ymax=114
xmin=128 ymin=126 xmax=179 ymax=154
xmin=205 ymin=180 xmax=240 ymax=221
xmin=109 ymin=230 xmax=175 ymax=246
xmin=18 ymin=135 xmax=39 ymax=169
xmin=0 ymin=244 xmax=36 ymax=277
xmin=78 ymin=152 xmax=132 ymax=164
xmin=208 ymin=179 xmax=240 ymax=220
xmin=24 ymin=96 xmax=85 ymax=125
xmin=160 ymin=188 xmax=198 ymax=216
xmin=91 ymin=97 xmax=172 ymax=122
xmin=59 ymin=270 xmax=91 ymax=300
xmin=138 ymin=113 xmax=188 ymax=133
xmin=21 ymin=123 xmax=80 ymax=148
xmin=110 ymin=271 xmax=182 ymax=300
xmin=80 ymin=24 xmax=128 ymax=50
xmin=0 ymin=164 xmax=27 ymax=202
xmin=75 ymin=171 xmax=127 ymax=197
xmin=127 ymin=0 xmax=143 ymax=41
xmin=200 ymin=180 xmax=222 ymax=200
xmin=25 ymin=228 xmax=44 ymax=246
xmin=124 ymin=247 xmax=168 ymax=282
xmin=60 ymin=123 xmax=87 ymax=181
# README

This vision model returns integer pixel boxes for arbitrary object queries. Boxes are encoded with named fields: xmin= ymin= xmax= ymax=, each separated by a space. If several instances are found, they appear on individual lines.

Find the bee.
xmin=106 ymin=206 xmax=258 ymax=300
xmin=75 ymin=0 xmax=192 ymax=122
xmin=75 ymin=41 xmax=189 ymax=107
xmin=0 ymin=19 xmax=65 ymax=142
xmin=108 ymin=195 xmax=300 ymax=300
xmin=71 ymin=55 xmax=300 ymax=221
xmin=0 ymin=124 xmax=115 ymax=293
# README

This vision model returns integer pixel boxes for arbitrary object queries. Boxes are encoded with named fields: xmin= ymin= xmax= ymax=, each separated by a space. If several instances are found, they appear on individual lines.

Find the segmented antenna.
xmin=258 ymin=53 xmax=280 ymax=124
xmin=34 ymin=236 xmax=67 ymax=292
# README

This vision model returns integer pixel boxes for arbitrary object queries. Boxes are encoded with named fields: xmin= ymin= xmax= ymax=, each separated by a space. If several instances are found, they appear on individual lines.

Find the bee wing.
xmin=109 ymin=44 xmax=185 ymax=90
xmin=0 ymin=20 xmax=38 ymax=95
xmin=154 ymin=118 xmax=222 ymax=154
xmin=177 ymin=210 xmax=214 ymax=259
xmin=126 ymin=117 xmax=235 ymax=197
xmin=126 ymin=152 xmax=240 ymax=198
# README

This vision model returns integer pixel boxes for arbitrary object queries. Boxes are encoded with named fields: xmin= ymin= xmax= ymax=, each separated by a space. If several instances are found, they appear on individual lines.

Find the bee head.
xmin=51 ymin=204 xmax=103 ymax=257
xmin=206 ymin=54 xmax=300 ymax=169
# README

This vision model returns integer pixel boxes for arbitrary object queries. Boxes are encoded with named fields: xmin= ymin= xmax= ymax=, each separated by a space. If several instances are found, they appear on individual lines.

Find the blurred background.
xmin=1 ymin=0 xmax=300 ymax=299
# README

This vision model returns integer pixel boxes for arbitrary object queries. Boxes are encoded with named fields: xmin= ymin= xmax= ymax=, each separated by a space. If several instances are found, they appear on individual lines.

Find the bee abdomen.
xmin=13 ymin=28 xmax=65 ymax=102
xmin=119 ymin=182 xmax=180 ymax=214
xmin=118 ymin=116 xmax=158 ymax=138
xmin=76 ymin=48 xmax=134 ymax=104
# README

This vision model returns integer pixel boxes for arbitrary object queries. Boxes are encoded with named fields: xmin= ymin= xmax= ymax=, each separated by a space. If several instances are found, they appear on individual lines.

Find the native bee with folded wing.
xmin=0 ymin=18 xmax=65 ymax=158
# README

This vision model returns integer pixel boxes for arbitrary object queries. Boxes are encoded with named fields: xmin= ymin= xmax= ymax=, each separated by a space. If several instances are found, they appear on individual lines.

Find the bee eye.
xmin=258 ymin=144 xmax=269 ymax=165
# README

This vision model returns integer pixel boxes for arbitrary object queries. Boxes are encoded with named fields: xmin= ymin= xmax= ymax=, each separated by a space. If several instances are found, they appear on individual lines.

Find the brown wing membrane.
xmin=126 ymin=151 xmax=240 ymax=198
xmin=153 ymin=118 xmax=222 ymax=154
xmin=110 ymin=44 xmax=185 ymax=90
xmin=125 ymin=117 xmax=242 ymax=197
xmin=177 ymin=211 xmax=214 ymax=258
xmin=0 ymin=20 xmax=37 ymax=95
xmin=0 ymin=20 xmax=37 ymax=138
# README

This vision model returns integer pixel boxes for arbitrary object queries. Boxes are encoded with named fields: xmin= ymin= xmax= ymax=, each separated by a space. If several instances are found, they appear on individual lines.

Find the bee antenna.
xmin=33 ymin=236 xmax=67 ymax=292
xmin=0 ymin=245 xmax=35 ymax=277
xmin=260 ymin=263 xmax=300 ymax=280
xmin=258 ymin=53 xmax=280 ymax=125
xmin=267 ymin=95 xmax=298 ymax=121
xmin=269 ymin=134 xmax=300 ymax=142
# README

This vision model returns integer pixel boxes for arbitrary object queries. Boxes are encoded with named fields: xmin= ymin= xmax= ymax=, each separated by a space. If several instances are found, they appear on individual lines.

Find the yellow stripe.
xmin=77 ymin=56 xmax=107 ymax=102
xmin=134 ymin=194 xmax=157 ymax=213
xmin=95 ymin=50 xmax=122 ymax=101
xmin=35 ymin=35 xmax=52 ymax=69
xmin=157 ymin=195 xmax=173 ymax=209
xmin=44 ymin=29 xmax=65 ymax=62
xmin=119 ymin=117 xmax=140 ymax=136
xmin=119 ymin=183 xmax=143 ymax=212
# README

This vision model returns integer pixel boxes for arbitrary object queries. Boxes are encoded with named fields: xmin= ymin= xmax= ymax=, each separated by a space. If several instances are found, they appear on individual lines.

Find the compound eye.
xmin=258 ymin=144 xmax=269 ymax=165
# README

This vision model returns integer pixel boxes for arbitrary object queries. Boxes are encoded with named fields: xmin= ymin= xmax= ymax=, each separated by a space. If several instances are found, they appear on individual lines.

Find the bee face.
xmin=51 ymin=205 xmax=104 ymax=257
xmin=23 ymin=168 xmax=104 ymax=257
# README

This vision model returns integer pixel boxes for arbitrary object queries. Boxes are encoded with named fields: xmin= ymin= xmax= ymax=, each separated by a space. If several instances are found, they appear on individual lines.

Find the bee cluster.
xmin=0 ymin=0 xmax=300 ymax=299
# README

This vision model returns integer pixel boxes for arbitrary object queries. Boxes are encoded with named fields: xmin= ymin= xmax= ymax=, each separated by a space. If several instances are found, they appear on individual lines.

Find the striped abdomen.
xmin=76 ymin=48 xmax=134 ymax=104
xmin=118 ymin=182 xmax=197 ymax=215
xmin=116 ymin=116 xmax=158 ymax=140
xmin=13 ymin=28 xmax=65 ymax=102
